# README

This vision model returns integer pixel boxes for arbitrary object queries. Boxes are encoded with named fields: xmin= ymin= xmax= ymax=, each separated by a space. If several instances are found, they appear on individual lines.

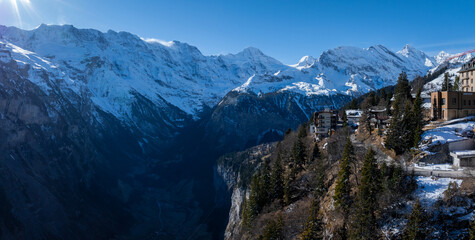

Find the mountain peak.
xmin=292 ymin=55 xmax=316 ymax=69
xmin=239 ymin=47 xmax=265 ymax=56
xmin=398 ymin=44 xmax=421 ymax=57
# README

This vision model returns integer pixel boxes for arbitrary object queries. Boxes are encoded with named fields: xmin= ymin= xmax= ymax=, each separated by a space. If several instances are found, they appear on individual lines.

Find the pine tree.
xmin=293 ymin=138 xmax=306 ymax=169
xmin=284 ymin=174 xmax=291 ymax=205
xmin=333 ymin=138 xmax=354 ymax=213
xmin=381 ymin=88 xmax=387 ymax=102
xmin=442 ymin=73 xmax=453 ymax=91
xmin=412 ymin=89 xmax=423 ymax=147
xmin=394 ymin=72 xmax=411 ymax=104
xmin=386 ymin=72 xmax=413 ymax=154
xmin=386 ymin=100 xmax=416 ymax=154
xmin=403 ymin=199 xmax=425 ymax=240
xmin=312 ymin=151 xmax=326 ymax=197
xmin=270 ymin=156 xmax=284 ymax=201
xmin=401 ymin=101 xmax=416 ymax=151
xmin=300 ymin=200 xmax=323 ymax=240
xmin=259 ymin=215 xmax=284 ymax=240
xmin=241 ymin=197 xmax=251 ymax=228
xmin=454 ymin=75 xmax=460 ymax=91
xmin=260 ymin=160 xmax=272 ymax=206
xmin=350 ymin=149 xmax=380 ymax=240
xmin=248 ymin=171 xmax=261 ymax=218
xmin=311 ymin=143 xmax=321 ymax=162
xmin=349 ymin=99 xmax=358 ymax=109
xmin=298 ymin=125 xmax=308 ymax=138
xmin=359 ymin=111 xmax=372 ymax=136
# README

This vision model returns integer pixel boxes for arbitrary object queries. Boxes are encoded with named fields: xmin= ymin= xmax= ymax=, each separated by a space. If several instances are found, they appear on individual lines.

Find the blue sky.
xmin=1 ymin=0 xmax=474 ymax=64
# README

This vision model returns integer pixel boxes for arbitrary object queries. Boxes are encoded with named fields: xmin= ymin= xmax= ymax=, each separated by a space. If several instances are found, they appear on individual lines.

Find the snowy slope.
xmin=233 ymin=44 xmax=436 ymax=97
xmin=0 ymin=24 xmax=439 ymax=122
xmin=423 ymin=51 xmax=473 ymax=94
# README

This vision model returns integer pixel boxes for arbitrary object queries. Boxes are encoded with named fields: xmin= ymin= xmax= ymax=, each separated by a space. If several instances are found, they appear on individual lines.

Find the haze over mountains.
xmin=0 ymin=24 xmax=467 ymax=239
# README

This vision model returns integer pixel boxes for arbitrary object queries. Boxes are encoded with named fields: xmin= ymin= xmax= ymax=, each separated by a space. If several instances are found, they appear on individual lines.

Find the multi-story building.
xmin=460 ymin=58 xmax=475 ymax=92
xmin=431 ymin=91 xmax=475 ymax=120
xmin=431 ymin=58 xmax=475 ymax=120
xmin=313 ymin=109 xmax=338 ymax=138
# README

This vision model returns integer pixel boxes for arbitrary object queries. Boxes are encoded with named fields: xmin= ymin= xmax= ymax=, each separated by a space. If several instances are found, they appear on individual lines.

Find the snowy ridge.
xmin=423 ymin=51 xmax=473 ymax=94
xmin=0 ymin=24 xmax=442 ymax=122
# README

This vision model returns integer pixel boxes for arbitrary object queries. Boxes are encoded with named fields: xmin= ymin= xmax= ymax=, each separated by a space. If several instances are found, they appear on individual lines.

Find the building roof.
xmin=459 ymin=57 xmax=475 ymax=73
xmin=345 ymin=109 xmax=362 ymax=117
xmin=452 ymin=150 xmax=475 ymax=158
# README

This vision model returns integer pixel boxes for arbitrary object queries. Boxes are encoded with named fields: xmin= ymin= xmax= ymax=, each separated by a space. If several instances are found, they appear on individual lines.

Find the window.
xmin=472 ymin=79 xmax=474 ymax=84
xmin=453 ymin=98 xmax=457 ymax=105
xmin=464 ymin=100 xmax=466 ymax=105
xmin=442 ymin=98 xmax=446 ymax=105
xmin=469 ymin=100 xmax=472 ymax=106
xmin=472 ymin=87 xmax=474 ymax=91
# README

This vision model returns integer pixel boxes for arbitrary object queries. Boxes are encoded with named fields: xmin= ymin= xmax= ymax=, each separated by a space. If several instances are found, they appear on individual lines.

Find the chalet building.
xmin=345 ymin=109 xmax=362 ymax=127
xmin=368 ymin=108 xmax=390 ymax=128
xmin=431 ymin=58 xmax=475 ymax=120
xmin=313 ymin=109 xmax=338 ymax=139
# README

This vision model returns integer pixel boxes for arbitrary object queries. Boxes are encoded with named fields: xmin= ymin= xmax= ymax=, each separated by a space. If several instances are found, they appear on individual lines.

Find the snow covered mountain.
xmin=0 ymin=24 xmax=446 ymax=239
xmin=423 ymin=51 xmax=473 ymax=94
xmin=0 ymin=24 xmax=436 ymax=122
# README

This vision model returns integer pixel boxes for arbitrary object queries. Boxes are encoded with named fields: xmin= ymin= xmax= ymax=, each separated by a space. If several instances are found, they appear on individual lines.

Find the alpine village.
xmin=219 ymin=57 xmax=475 ymax=239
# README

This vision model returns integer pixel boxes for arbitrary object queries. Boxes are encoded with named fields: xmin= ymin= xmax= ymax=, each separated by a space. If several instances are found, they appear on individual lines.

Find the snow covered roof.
xmin=346 ymin=109 xmax=362 ymax=117
xmin=452 ymin=150 xmax=475 ymax=157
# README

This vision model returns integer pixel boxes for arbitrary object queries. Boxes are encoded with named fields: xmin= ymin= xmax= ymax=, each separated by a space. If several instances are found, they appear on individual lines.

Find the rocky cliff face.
xmin=216 ymin=143 xmax=276 ymax=240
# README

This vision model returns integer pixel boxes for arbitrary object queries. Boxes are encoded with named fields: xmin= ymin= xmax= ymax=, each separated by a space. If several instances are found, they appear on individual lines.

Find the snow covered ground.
xmin=416 ymin=176 xmax=462 ymax=206
xmin=421 ymin=119 xmax=475 ymax=147
xmin=413 ymin=163 xmax=462 ymax=171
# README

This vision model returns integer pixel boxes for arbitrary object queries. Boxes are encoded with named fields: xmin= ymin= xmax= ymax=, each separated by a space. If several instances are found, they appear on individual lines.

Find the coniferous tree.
xmin=349 ymin=99 xmax=358 ymax=109
xmin=350 ymin=149 xmax=380 ymax=240
xmin=311 ymin=143 xmax=321 ymax=161
xmin=412 ymin=89 xmax=423 ymax=147
xmin=386 ymin=73 xmax=417 ymax=154
xmin=300 ymin=200 xmax=323 ymax=240
xmin=394 ymin=72 xmax=411 ymax=105
xmin=260 ymin=160 xmax=272 ymax=206
xmin=333 ymin=138 xmax=354 ymax=213
xmin=248 ymin=170 xmax=262 ymax=218
xmin=293 ymin=138 xmax=306 ymax=169
xmin=401 ymin=101 xmax=416 ymax=150
xmin=359 ymin=111 xmax=372 ymax=136
xmin=454 ymin=75 xmax=460 ymax=91
xmin=312 ymin=147 xmax=326 ymax=197
xmin=442 ymin=73 xmax=452 ymax=91
xmin=284 ymin=174 xmax=291 ymax=205
xmin=403 ymin=199 xmax=425 ymax=240
xmin=298 ymin=125 xmax=308 ymax=138
xmin=386 ymin=72 xmax=411 ymax=153
xmin=381 ymin=88 xmax=388 ymax=102
xmin=259 ymin=215 xmax=284 ymax=240
xmin=241 ymin=197 xmax=251 ymax=228
xmin=270 ymin=156 xmax=284 ymax=201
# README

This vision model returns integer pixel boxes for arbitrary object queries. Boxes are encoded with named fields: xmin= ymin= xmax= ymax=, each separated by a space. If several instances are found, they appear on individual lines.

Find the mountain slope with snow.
xmin=0 ymin=25 xmax=437 ymax=123
xmin=0 ymin=24 xmax=453 ymax=240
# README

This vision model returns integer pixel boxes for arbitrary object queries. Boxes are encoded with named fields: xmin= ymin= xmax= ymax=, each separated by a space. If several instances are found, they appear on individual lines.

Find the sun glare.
xmin=8 ymin=0 xmax=33 ymax=26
